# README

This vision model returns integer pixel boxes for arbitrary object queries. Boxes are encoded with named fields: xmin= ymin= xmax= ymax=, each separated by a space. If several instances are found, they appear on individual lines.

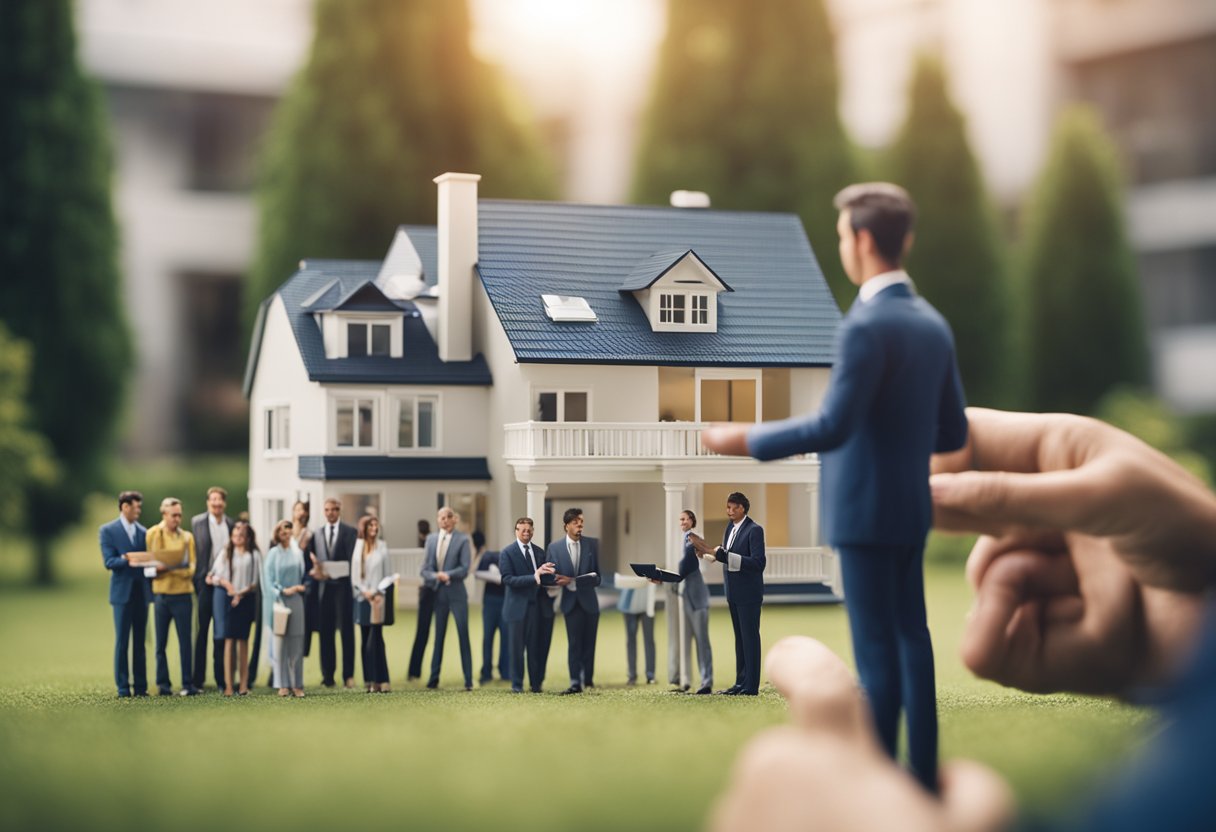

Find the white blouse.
xmin=209 ymin=549 xmax=260 ymax=594
xmin=350 ymin=539 xmax=388 ymax=598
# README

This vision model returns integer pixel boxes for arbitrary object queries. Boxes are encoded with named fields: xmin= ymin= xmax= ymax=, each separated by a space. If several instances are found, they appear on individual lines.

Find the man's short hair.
xmin=682 ymin=509 xmax=697 ymax=528
xmin=562 ymin=507 xmax=583 ymax=527
xmin=726 ymin=492 xmax=750 ymax=514
xmin=833 ymin=182 xmax=916 ymax=266
xmin=160 ymin=497 xmax=182 ymax=514
xmin=118 ymin=490 xmax=143 ymax=509
xmin=515 ymin=517 xmax=534 ymax=528
xmin=324 ymin=497 xmax=341 ymax=508
xmin=206 ymin=486 xmax=228 ymax=500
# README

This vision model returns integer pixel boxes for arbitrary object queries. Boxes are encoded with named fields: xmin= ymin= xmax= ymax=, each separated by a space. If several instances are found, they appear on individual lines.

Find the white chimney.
xmin=434 ymin=172 xmax=480 ymax=362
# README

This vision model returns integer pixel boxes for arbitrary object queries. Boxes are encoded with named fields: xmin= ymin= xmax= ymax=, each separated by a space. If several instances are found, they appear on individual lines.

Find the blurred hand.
xmin=686 ymin=533 xmax=715 ymax=556
xmin=700 ymin=423 xmax=751 ymax=456
xmin=309 ymin=554 xmax=327 ymax=581
xmin=553 ymin=574 xmax=573 ymax=587
xmin=711 ymin=637 xmax=1013 ymax=832
xmin=437 ymin=571 xmax=451 ymax=585
xmin=230 ymin=595 xmax=240 ymax=608
xmin=931 ymin=408 xmax=1215 ymax=695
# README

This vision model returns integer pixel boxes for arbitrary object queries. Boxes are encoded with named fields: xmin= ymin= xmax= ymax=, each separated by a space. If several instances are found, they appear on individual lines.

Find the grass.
xmin=0 ymin=500 xmax=1150 ymax=831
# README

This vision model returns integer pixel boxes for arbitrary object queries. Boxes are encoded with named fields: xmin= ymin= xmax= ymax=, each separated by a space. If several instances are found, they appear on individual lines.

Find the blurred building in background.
xmin=79 ymin=0 xmax=1214 ymax=456
xmin=830 ymin=0 xmax=1216 ymax=412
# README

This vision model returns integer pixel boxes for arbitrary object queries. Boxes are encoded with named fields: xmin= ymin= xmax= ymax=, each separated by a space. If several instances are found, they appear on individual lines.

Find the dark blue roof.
xmin=477 ymin=200 xmax=840 ymax=366
xmin=618 ymin=249 xmax=733 ymax=293
xmin=251 ymin=246 xmax=491 ymax=391
xmin=298 ymin=456 xmax=491 ymax=481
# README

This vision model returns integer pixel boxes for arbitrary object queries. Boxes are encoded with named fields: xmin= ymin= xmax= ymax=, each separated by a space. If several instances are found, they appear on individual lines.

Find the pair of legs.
xmin=193 ymin=584 xmax=224 ymax=690
xmin=623 ymin=612 xmax=655 ymax=683
xmin=430 ymin=594 xmax=473 ymax=688
xmin=837 ymin=543 xmax=938 ymax=793
xmin=507 ymin=602 xmax=554 ymax=692
xmin=112 ymin=595 xmax=148 ymax=696
xmin=273 ymin=633 xmax=305 ymax=697
xmin=318 ymin=580 xmax=356 ymax=686
xmin=728 ymin=601 xmax=762 ymax=694
xmin=222 ymin=639 xmax=250 ymax=695
xmin=407 ymin=585 xmax=436 ymax=679
xmin=668 ymin=599 xmax=714 ymax=690
xmin=480 ymin=593 xmax=509 ymax=682
xmin=360 ymin=624 xmax=390 ymax=691
xmin=565 ymin=606 xmax=599 ymax=689
xmin=153 ymin=593 xmax=193 ymax=694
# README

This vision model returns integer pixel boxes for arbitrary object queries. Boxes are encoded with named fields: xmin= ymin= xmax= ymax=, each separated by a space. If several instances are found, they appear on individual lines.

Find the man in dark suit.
xmin=690 ymin=492 xmax=765 ymax=696
xmin=190 ymin=486 xmax=233 ymax=691
xmin=407 ymin=519 xmax=434 ymax=680
xmin=100 ymin=490 xmax=150 ymax=697
xmin=498 ymin=517 xmax=556 ymax=693
xmin=305 ymin=497 xmax=358 ymax=687
xmin=550 ymin=507 xmax=602 ymax=694
xmin=421 ymin=506 xmax=474 ymax=690
xmin=702 ymin=183 xmax=968 ymax=792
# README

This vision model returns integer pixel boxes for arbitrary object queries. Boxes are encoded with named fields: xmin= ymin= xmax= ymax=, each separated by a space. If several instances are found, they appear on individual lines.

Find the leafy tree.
xmin=248 ymin=0 xmax=558 ymax=335
xmin=0 ymin=325 xmax=57 ymax=531
xmin=631 ymin=0 xmax=860 ymax=306
xmin=0 ymin=1 xmax=131 ymax=584
xmin=887 ymin=55 xmax=1012 ymax=406
xmin=1020 ymin=107 xmax=1149 ymax=414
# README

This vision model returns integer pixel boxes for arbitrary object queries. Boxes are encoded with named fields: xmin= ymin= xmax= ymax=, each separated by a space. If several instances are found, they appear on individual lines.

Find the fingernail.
xmin=930 ymin=475 xmax=953 ymax=503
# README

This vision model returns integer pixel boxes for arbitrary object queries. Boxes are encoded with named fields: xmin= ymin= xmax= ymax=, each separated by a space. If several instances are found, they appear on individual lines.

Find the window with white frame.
xmin=347 ymin=321 xmax=392 ymax=356
xmin=263 ymin=498 xmax=286 ymax=532
xmin=690 ymin=294 xmax=709 ymax=325
xmin=264 ymin=405 xmax=290 ymax=452
xmin=335 ymin=397 xmax=377 ymax=449
xmin=659 ymin=292 xmax=686 ymax=324
xmin=396 ymin=395 xmax=438 ymax=449
xmin=536 ymin=391 xmax=589 ymax=422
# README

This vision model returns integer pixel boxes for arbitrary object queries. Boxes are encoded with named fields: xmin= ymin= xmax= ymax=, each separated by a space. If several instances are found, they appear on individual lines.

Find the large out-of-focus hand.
xmin=700 ymin=423 xmax=752 ymax=456
xmin=685 ymin=532 xmax=715 ymax=557
xmin=930 ymin=408 xmax=1216 ymax=696
xmin=710 ymin=637 xmax=1013 ymax=832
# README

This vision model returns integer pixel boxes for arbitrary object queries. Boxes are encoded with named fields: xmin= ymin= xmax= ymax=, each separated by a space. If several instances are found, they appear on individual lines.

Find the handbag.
xmin=272 ymin=601 xmax=291 ymax=636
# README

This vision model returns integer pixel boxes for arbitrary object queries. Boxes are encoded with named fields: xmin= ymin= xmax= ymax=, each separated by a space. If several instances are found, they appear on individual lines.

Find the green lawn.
xmin=0 ymin=505 xmax=1148 ymax=831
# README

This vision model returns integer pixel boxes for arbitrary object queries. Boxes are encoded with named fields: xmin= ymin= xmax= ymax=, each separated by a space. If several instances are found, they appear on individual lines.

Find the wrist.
xmin=1131 ymin=587 xmax=1207 ymax=695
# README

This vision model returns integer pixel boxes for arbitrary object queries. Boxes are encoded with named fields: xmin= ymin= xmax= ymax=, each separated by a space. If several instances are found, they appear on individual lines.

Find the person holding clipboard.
xmin=351 ymin=515 xmax=393 ymax=693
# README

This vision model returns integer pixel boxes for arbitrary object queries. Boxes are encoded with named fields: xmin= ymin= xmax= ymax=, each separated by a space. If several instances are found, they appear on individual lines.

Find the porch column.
xmin=806 ymin=479 xmax=820 ymax=547
xmin=526 ymin=483 xmax=548 ymax=547
xmin=664 ymin=482 xmax=688 ymax=688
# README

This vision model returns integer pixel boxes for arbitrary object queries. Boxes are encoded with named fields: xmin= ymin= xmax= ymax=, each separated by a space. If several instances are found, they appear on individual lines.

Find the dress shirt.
xmin=565 ymin=536 xmax=581 ymax=590
xmin=725 ymin=520 xmax=745 ymax=572
xmin=119 ymin=516 xmax=137 ymax=544
xmin=858 ymin=269 xmax=913 ymax=304
xmin=437 ymin=531 xmax=451 ymax=568
xmin=324 ymin=523 xmax=338 ymax=557
xmin=208 ymin=514 xmax=229 ymax=564
xmin=210 ymin=549 xmax=258 ymax=593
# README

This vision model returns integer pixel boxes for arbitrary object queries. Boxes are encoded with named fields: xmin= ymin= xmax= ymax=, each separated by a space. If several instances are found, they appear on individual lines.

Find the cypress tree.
xmin=247 ymin=0 xmax=558 ymax=336
xmin=1020 ymin=107 xmax=1149 ymax=414
xmin=887 ymin=55 xmax=1011 ymax=406
xmin=0 ymin=1 xmax=131 ymax=583
xmin=631 ymin=0 xmax=860 ymax=306
xmin=0 ymin=325 xmax=57 ymax=532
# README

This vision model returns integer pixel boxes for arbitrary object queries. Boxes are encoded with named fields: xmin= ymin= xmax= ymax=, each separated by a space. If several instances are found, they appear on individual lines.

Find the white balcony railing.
xmin=505 ymin=421 xmax=729 ymax=461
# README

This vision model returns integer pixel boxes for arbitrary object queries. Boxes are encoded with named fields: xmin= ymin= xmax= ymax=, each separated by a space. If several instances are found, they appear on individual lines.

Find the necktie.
xmin=327 ymin=524 xmax=335 ymax=554
xmin=569 ymin=540 xmax=580 ymax=574
xmin=726 ymin=523 xmax=739 ymax=552
xmin=438 ymin=532 xmax=450 ymax=567
xmin=525 ymin=543 xmax=535 ymax=570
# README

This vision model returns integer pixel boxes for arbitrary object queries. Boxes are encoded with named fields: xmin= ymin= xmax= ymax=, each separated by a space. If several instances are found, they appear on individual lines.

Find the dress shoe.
xmin=158 ymin=687 xmax=173 ymax=697
xmin=425 ymin=679 xmax=439 ymax=689
xmin=134 ymin=691 xmax=150 ymax=698
xmin=530 ymin=687 xmax=543 ymax=693
xmin=737 ymin=689 xmax=759 ymax=696
xmin=463 ymin=685 xmax=473 ymax=692
xmin=695 ymin=686 xmax=712 ymax=695
xmin=626 ymin=678 xmax=637 ymax=686
xmin=646 ymin=678 xmax=656 ymax=684
xmin=321 ymin=680 xmax=336 ymax=689
xmin=407 ymin=674 xmax=420 ymax=682
xmin=116 ymin=691 xmax=131 ymax=699
xmin=510 ymin=686 xmax=524 ymax=694
xmin=715 ymin=686 xmax=742 ymax=695
xmin=559 ymin=685 xmax=583 ymax=695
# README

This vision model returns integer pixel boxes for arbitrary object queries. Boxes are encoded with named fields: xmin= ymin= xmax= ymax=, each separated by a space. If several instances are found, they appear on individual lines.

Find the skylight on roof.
xmin=542 ymin=294 xmax=597 ymax=322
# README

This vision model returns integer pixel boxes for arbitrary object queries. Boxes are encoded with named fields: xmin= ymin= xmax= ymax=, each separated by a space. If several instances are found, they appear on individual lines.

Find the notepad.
xmin=629 ymin=563 xmax=681 ymax=582
xmin=320 ymin=561 xmax=350 ymax=579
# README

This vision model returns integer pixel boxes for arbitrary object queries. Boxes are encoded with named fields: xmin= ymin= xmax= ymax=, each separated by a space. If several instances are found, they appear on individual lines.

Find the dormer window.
xmin=620 ymin=249 xmax=732 ymax=334
xmin=348 ymin=322 xmax=391 ymax=356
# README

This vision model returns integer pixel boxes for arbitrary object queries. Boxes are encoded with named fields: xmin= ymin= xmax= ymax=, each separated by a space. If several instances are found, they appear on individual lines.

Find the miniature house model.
xmin=245 ymin=173 xmax=844 ymax=599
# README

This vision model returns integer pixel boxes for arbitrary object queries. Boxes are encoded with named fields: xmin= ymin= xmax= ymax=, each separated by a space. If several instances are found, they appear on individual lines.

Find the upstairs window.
xmin=264 ymin=405 xmax=290 ymax=452
xmin=336 ymin=398 xmax=376 ymax=449
xmin=659 ymin=292 xmax=710 ymax=327
xmin=659 ymin=293 xmax=686 ymax=324
xmin=396 ymin=395 xmax=438 ymax=450
xmin=691 ymin=294 xmax=709 ymax=325
xmin=537 ymin=391 xmax=589 ymax=422
xmin=347 ymin=322 xmax=392 ymax=356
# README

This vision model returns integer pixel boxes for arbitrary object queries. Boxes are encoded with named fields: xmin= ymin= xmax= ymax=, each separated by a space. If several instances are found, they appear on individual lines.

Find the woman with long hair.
xmin=206 ymin=520 xmax=260 ymax=696
xmin=264 ymin=519 xmax=307 ymax=697
xmin=351 ymin=515 xmax=391 ymax=692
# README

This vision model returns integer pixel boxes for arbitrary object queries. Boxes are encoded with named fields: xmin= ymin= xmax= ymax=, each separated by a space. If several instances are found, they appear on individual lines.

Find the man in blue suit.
xmin=702 ymin=183 xmax=968 ymax=791
xmin=690 ymin=493 xmax=765 ymax=695
xmin=550 ymin=507 xmax=602 ymax=694
xmin=499 ymin=517 xmax=556 ymax=693
xmin=100 ymin=490 xmax=151 ymax=697
xmin=421 ymin=506 xmax=474 ymax=690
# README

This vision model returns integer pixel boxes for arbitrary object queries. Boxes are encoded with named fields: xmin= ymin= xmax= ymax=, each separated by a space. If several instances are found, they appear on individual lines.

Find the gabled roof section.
xmin=477 ymin=201 xmax=841 ymax=366
xmin=244 ymin=254 xmax=489 ymax=394
xmin=619 ymin=249 xmax=733 ymax=293
xmin=331 ymin=280 xmax=407 ymax=312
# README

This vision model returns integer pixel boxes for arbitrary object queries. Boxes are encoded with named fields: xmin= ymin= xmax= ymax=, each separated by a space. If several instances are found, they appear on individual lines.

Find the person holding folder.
xmin=550 ymin=507 xmax=601 ymax=694
xmin=499 ymin=517 xmax=556 ymax=693
xmin=264 ymin=519 xmax=307 ymax=698
xmin=207 ymin=520 xmax=260 ymax=696
xmin=664 ymin=510 xmax=713 ymax=694
xmin=306 ymin=497 xmax=358 ymax=688
xmin=351 ymin=515 xmax=392 ymax=692
xmin=100 ymin=490 xmax=150 ymax=697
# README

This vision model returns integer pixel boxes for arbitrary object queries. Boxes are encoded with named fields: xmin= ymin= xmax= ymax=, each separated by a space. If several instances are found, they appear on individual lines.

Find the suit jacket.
xmin=100 ymin=517 xmax=150 ymax=605
xmin=190 ymin=512 xmax=235 ymax=594
xmin=720 ymin=517 xmax=766 ymax=606
xmin=675 ymin=534 xmax=710 ymax=611
xmin=421 ymin=530 xmax=471 ymax=602
xmin=748 ymin=283 xmax=968 ymax=548
xmin=499 ymin=539 xmax=555 ymax=623
xmin=305 ymin=521 xmax=357 ymax=595
xmin=549 ymin=537 xmax=601 ymax=615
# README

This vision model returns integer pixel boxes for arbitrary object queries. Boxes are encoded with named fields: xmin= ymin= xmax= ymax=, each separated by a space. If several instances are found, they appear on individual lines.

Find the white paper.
xmin=320 ymin=560 xmax=350 ymax=579
xmin=614 ymin=573 xmax=649 ymax=590
xmin=377 ymin=573 xmax=399 ymax=592
xmin=143 ymin=566 xmax=158 ymax=579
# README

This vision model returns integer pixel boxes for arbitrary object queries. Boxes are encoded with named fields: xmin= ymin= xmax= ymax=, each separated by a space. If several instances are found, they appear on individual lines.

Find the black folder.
xmin=630 ymin=563 xmax=681 ymax=582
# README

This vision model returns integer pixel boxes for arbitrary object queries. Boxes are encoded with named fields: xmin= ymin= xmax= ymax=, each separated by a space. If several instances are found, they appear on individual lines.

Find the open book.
xmin=629 ymin=563 xmax=681 ymax=583
xmin=575 ymin=572 xmax=598 ymax=587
